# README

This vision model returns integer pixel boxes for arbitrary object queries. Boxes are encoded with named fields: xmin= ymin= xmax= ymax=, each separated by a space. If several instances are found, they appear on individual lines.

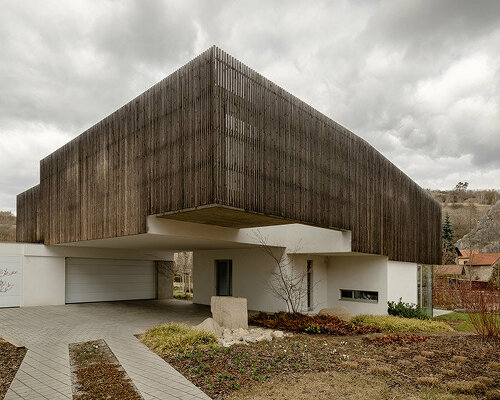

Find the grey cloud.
xmin=1 ymin=0 xmax=500 ymax=211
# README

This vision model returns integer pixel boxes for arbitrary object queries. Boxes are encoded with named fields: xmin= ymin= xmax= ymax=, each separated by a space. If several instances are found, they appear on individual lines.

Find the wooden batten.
xmin=16 ymin=46 xmax=442 ymax=264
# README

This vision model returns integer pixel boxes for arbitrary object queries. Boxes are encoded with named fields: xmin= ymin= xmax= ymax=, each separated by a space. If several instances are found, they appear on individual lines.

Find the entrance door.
xmin=216 ymin=260 xmax=232 ymax=296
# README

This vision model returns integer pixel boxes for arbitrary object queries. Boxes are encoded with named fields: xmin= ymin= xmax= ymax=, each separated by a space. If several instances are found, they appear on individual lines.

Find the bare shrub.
xmin=368 ymin=365 xmax=392 ymax=376
xmin=413 ymin=355 xmax=427 ymax=363
xmin=459 ymin=282 xmax=500 ymax=338
xmin=475 ymin=376 xmax=494 ymax=387
xmin=342 ymin=361 xmax=359 ymax=369
xmin=435 ymin=278 xmax=500 ymax=338
xmin=417 ymin=376 xmax=439 ymax=386
xmin=488 ymin=361 xmax=500 ymax=370
xmin=452 ymin=355 xmax=467 ymax=363
xmin=440 ymin=368 xmax=458 ymax=377
xmin=486 ymin=389 xmax=500 ymax=400
xmin=446 ymin=380 xmax=485 ymax=394
xmin=254 ymin=231 xmax=308 ymax=313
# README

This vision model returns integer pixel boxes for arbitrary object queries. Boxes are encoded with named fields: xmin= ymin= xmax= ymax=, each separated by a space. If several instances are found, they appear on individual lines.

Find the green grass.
xmin=434 ymin=313 xmax=476 ymax=332
xmin=352 ymin=315 xmax=453 ymax=333
xmin=141 ymin=323 xmax=218 ymax=354
xmin=173 ymin=286 xmax=193 ymax=300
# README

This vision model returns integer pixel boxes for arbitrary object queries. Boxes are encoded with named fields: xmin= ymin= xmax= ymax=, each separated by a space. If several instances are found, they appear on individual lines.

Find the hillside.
xmin=429 ymin=187 xmax=499 ymax=242
xmin=0 ymin=211 xmax=16 ymax=242
xmin=456 ymin=201 xmax=500 ymax=253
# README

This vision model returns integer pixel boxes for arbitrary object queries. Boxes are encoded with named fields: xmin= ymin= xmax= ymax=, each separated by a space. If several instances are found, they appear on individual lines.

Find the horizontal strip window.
xmin=340 ymin=289 xmax=378 ymax=303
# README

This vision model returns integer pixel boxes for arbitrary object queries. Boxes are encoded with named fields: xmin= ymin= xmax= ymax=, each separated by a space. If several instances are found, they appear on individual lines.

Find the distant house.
xmin=458 ymin=251 xmax=500 ymax=281
xmin=457 ymin=249 xmax=479 ymax=266
xmin=434 ymin=264 xmax=465 ymax=278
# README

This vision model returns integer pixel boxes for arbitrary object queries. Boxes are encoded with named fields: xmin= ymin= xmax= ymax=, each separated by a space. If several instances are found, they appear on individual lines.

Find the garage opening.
xmin=65 ymin=258 xmax=156 ymax=303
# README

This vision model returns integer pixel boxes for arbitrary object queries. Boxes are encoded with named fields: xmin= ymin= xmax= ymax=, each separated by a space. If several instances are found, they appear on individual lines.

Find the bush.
xmin=141 ymin=323 xmax=218 ymax=354
xmin=387 ymin=298 xmax=429 ymax=320
xmin=249 ymin=312 xmax=380 ymax=335
xmin=352 ymin=315 xmax=453 ymax=333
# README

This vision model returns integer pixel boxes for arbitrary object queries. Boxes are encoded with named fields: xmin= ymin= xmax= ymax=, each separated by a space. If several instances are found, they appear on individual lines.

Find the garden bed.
xmin=0 ymin=338 xmax=26 ymax=399
xmin=248 ymin=311 xmax=380 ymax=335
xmin=69 ymin=339 xmax=143 ymax=400
xmin=147 ymin=333 xmax=499 ymax=399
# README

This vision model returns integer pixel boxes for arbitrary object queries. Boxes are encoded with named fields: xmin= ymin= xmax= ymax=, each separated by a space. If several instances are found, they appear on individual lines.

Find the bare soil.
xmin=0 ymin=338 xmax=26 ymax=398
xmin=159 ymin=333 xmax=499 ymax=399
xmin=69 ymin=339 xmax=143 ymax=400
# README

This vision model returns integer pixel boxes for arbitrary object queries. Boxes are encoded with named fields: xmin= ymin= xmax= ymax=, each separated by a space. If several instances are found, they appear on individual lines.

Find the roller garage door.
xmin=66 ymin=258 xmax=156 ymax=303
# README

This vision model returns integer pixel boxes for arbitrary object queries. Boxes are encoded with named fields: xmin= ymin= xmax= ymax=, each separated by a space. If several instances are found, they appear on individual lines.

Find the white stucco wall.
xmin=0 ymin=242 xmax=173 ymax=307
xmin=327 ymin=255 xmax=388 ymax=316
xmin=193 ymin=248 xmax=327 ymax=313
xmin=22 ymin=256 xmax=66 ymax=306
xmin=387 ymin=261 xmax=418 ymax=305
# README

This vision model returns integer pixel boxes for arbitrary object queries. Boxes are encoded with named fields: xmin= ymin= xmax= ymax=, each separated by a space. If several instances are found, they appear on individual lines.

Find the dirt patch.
xmin=69 ymin=339 xmax=143 ymax=400
xmin=227 ymin=370 xmax=478 ymax=400
xmin=0 ymin=338 xmax=26 ymax=398
xmin=154 ymin=333 xmax=499 ymax=399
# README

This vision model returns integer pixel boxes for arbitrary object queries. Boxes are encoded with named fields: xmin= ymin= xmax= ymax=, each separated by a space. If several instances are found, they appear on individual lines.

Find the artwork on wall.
xmin=0 ymin=268 xmax=17 ymax=293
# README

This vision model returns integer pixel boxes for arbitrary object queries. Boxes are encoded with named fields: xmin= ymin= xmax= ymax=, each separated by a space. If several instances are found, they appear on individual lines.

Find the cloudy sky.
xmin=1 ymin=0 xmax=500 ymax=212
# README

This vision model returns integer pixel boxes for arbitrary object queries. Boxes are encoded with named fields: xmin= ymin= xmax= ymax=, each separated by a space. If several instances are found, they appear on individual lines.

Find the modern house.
xmin=1 ymin=46 xmax=442 ymax=315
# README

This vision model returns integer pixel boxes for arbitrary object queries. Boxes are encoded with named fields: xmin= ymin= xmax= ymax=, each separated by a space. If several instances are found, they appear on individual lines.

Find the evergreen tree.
xmin=489 ymin=262 xmax=500 ymax=289
xmin=442 ymin=213 xmax=455 ymax=264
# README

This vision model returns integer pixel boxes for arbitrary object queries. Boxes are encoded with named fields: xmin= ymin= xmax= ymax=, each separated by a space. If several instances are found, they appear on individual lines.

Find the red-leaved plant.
xmin=249 ymin=312 xmax=380 ymax=336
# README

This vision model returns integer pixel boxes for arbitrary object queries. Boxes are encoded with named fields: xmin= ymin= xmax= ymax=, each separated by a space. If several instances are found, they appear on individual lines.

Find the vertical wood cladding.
xmin=16 ymin=46 xmax=441 ymax=264
xmin=16 ymin=185 xmax=43 ymax=243
xmin=212 ymin=47 xmax=441 ymax=265
xmin=20 ymin=47 xmax=215 ymax=245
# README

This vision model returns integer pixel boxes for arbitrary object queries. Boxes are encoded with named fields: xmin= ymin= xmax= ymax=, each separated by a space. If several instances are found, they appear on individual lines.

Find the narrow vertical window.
xmin=307 ymin=260 xmax=313 ymax=310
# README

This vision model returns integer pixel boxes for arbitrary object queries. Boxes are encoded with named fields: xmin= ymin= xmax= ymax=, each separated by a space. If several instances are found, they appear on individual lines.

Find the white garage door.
xmin=0 ymin=255 xmax=22 ymax=308
xmin=66 ymin=258 xmax=156 ymax=303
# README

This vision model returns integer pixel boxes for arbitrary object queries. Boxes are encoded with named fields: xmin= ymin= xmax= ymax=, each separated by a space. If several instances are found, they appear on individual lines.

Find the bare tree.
xmin=0 ymin=268 xmax=16 ymax=293
xmin=0 ymin=211 xmax=16 ymax=242
xmin=253 ymin=231 xmax=308 ymax=313
xmin=174 ymin=252 xmax=193 ymax=294
xmin=465 ymin=199 xmax=479 ymax=280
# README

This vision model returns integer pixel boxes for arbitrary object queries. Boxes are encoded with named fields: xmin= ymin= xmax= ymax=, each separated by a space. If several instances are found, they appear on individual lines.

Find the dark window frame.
xmin=339 ymin=289 xmax=378 ymax=303
xmin=307 ymin=260 xmax=313 ymax=310
xmin=215 ymin=259 xmax=233 ymax=296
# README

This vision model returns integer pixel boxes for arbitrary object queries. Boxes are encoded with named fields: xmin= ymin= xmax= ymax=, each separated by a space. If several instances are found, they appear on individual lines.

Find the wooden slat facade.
xmin=16 ymin=46 xmax=441 ymax=264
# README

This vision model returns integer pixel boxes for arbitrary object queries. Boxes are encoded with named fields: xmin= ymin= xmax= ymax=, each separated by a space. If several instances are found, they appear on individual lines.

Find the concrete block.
xmin=210 ymin=296 xmax=248 ymax=329
xmin=318 ymin=306 xmax=352 ymax=321
xmin=195 ymin=318 xmax=222 ymax=337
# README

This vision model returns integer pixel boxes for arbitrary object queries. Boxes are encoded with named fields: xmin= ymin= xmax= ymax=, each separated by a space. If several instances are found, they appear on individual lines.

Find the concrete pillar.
xmin=156 ymin=260 xmax=174 ymax=299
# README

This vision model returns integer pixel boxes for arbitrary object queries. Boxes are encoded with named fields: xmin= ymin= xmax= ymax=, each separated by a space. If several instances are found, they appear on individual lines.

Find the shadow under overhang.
xmin=156 ymin=205 xmax=295 ymax=229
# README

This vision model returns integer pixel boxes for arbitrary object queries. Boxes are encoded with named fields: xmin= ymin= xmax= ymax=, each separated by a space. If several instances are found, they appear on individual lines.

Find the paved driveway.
xmin=0 ymin=300 xmax=212 ymax=400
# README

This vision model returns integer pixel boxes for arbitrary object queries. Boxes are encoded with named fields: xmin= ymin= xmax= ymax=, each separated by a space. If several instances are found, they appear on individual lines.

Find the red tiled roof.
xmin=465 ymin=253 xmax=500 ymax=266
xmin=458 ymin=249 xmax=479 ymax=258
xmin=434 ymin=265 xmax=464 ymax=276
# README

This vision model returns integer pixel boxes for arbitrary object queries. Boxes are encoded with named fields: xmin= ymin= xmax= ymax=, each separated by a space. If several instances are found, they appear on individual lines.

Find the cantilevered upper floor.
xmin=16 ymin=46 xmax=441 ymax=265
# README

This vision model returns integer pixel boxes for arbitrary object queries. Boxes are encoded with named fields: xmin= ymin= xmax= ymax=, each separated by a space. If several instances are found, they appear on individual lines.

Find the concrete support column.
xmin=156 ymin=260 xmax=174 ymax=299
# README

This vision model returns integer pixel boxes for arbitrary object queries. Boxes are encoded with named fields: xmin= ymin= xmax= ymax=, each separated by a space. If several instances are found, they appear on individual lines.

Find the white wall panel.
xmin=0 ymin=255 xmax=22 ymax=308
